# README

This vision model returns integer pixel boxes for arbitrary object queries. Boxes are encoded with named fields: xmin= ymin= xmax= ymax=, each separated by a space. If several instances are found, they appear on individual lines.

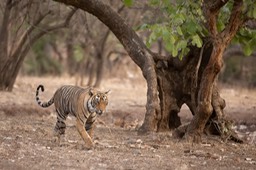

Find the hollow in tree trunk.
xmin=143 ymin=41 xmax=242 ymax=143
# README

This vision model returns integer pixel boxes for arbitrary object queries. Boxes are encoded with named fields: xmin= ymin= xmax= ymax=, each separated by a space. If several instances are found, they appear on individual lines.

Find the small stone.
xmin=245 ymin=158 xmax=252 ymax=161
xmin=136 ymin=139 xmax=143 ymax=144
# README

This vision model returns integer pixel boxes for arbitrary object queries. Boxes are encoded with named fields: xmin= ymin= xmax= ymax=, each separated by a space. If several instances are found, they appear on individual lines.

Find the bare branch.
xmin=9 ymin=0 xmax=21 ymax=8
xmin=9 ymin=9 xmax=29 ymax=56
xmin=11 ymin=10 xmax=51 ymax=58
xmin=12 ymin=8 xmax=77 ymax=61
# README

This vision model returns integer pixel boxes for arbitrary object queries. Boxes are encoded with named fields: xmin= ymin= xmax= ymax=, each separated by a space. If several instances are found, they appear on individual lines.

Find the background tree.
xmin=0 ymin=0 xmax=143 ymax=90
xmin=56 ymin=3 xmax=120 ymax=87
xmin=69 ymin=11 xmax=113 ymax=87
xmin=0 ymin=0 xmax=76 ymax=91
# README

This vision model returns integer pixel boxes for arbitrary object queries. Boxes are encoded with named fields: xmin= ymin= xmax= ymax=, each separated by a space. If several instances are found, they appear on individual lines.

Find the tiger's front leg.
xmin=87 ymin=124 xmax=95 ymax=139
xmin=85 ymin=122 xmax=95 ymax=139
xmin=76 ymin=119 xmax=94 ymax=149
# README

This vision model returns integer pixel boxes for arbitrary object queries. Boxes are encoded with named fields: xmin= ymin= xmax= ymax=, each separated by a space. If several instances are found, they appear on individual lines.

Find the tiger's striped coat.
xmin=36 ymin=85 xmax=109 ymax=149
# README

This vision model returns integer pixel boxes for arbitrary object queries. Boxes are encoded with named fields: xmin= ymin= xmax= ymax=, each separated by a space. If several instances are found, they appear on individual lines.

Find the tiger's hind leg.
xmin=76 ymin=119 xmax=94 ymax=150
xmin=53 ymin=110 xmax=68 ymax=146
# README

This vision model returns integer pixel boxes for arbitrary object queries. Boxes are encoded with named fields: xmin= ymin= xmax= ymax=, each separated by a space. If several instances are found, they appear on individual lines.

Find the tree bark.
xmin=0 ymin=0 xmax=11 ymax=69
xmin=186 ymin=43 xmax=224 ymax=142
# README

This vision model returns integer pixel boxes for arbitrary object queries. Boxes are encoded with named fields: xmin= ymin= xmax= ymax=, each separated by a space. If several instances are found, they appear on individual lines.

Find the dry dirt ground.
xmin=0 ymin=76 xmax=256 ymax=170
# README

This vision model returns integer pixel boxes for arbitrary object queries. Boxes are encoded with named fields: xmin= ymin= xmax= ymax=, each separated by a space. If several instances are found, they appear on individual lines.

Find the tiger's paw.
xmin=84 ymin=142 xmax=94 ymax=150
xmin=82 ymin=140 xmax=95 ymax=150
xmin=52 ymin=134 xmax=68 ymax=147
xmin=52 ymin=135 xmax=60 ymax=146
xmin=60 ymin=136 xmax=68 ymax=145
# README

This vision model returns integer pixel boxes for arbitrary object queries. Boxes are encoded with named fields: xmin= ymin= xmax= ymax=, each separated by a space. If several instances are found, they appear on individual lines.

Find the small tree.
xmin=56 ymin=0 xmax=256 ymax=141
xmin=0 ymin=0 xmax=76 ymax=91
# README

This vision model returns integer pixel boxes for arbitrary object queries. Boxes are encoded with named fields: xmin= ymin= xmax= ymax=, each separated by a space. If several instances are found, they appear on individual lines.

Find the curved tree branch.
xmin=221 ymin=0 xmax=244 ymax=44
xmin=17 ymin=8 xmax=77 ymax=61
xmin=11 ymin=10 xmax=51 ymax=58
xmin=54 ymin=0 xmax=161 ymax=132
xmin=202 ymin=0 xmax=229 ymax=38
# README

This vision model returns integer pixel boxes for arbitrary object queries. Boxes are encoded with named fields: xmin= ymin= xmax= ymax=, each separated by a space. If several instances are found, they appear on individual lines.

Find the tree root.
xmin=173 ymin=118 xmax=244 ymax=143
xmin=205 ymin=118 xmax=244 ymax=143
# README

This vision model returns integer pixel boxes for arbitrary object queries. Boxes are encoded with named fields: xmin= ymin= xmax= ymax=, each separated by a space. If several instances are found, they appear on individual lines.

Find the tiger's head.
xmin=87 ymin=88 xmax=109 ymax=115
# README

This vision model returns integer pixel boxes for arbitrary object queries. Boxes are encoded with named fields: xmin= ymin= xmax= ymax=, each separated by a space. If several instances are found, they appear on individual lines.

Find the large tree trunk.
xmin=155 ymin=42 xmax=240 ymax=142
xmin=0 ymin=57 xmax=24 ymax=91
xmin=0 ymin=0 xmax=12 ymax=91
xmin=155 ymin=43 xmax=213 ymax=131
xmin=186 ymin=42 xmax=225 ymax=142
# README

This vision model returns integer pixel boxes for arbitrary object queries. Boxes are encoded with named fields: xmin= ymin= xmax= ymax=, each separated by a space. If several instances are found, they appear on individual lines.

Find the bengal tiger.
xmin=35 ymin=85 xmax=109 ymax=149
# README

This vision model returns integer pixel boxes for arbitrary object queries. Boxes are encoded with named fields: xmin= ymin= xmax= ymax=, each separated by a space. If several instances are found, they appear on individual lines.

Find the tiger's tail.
xmin=36 ymin=85 xmax=54 ymax=108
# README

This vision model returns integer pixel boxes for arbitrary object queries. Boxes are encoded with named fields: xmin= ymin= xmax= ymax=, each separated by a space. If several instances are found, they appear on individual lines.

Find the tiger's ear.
xmin=89 ymin=88 xmax=96 ymax=96
xmin=105 ymin=90 xmax=111 ymax=95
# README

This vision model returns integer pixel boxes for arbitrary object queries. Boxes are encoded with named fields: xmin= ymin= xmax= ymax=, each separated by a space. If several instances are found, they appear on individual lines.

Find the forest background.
xmin=0 ymin=0 xmax=256 ymax=169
